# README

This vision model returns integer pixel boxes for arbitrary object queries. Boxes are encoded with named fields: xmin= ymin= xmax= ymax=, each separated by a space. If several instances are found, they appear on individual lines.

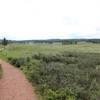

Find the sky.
xmin=0 ymin=0 xmax=99 ymax=40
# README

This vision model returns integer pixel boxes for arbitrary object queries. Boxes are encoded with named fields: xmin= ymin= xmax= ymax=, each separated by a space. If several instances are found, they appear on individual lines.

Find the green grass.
xmin=0 ymin=43 xmax=100 ymax=59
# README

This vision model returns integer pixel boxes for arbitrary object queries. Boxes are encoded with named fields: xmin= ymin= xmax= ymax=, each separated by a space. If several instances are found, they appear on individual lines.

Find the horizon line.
xmin=1 ymin=38 xmax=100 ymax=41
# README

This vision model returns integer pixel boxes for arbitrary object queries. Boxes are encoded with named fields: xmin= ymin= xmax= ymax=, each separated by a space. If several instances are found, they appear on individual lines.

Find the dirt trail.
xmin=0 ymin=59 xmax=38 ymax=100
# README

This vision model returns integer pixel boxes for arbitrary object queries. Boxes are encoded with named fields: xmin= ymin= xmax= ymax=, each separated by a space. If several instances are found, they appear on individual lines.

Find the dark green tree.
xmin=2 ymin=37 xmax=8 ymax=47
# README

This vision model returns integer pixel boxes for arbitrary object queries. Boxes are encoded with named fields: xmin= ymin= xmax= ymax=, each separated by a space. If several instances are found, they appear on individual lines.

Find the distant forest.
xmin=1 ymin=39 xmax=100 ymax=44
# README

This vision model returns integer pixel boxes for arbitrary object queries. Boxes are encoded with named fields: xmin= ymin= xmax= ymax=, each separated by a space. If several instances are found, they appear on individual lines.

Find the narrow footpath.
xmin=0 ymin=59 xmax=38 ymax=100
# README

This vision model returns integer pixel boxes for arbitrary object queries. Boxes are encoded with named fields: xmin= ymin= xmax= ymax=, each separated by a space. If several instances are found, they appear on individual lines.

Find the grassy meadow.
xmin=0 ymin=43 xmax=100 ymax=100
xmin=1 ymin=43 xmax=100 ymax=58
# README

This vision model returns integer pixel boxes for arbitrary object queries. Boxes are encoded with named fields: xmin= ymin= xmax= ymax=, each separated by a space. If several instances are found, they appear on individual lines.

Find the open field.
xmin=1 ymin=43 xmax=100 ymax=58
xmin=0 ymin=43 xmax=100 ymax=100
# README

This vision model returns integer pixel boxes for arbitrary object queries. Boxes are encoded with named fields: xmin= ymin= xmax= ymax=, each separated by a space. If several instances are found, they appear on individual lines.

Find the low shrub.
xmin=7 ymin=52 xmax=100 ymax=100
xmin=8 ymin=57 xmax=31 ymax=68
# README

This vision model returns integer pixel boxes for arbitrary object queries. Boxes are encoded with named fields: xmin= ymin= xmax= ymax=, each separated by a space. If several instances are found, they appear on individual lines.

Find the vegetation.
xmin=1 ymin=43 xmax=100 ymax=59
xmin=1 ymin=43 xmax=100 ymax=99
xmin=8 ymin=52 xmax=100 ymax=100
xmin=2 ymin=37 xmax=8 ymax=47
xmin=0 ymin=64 xmax=3 ymax=78
xmin=3 ymin=39 xmax=100 ymax=44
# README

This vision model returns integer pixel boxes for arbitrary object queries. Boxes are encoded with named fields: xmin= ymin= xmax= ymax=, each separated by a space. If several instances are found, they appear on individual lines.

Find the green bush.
xmin=46 ymin=88 xmax=76 ymax=100
xmin=8 ymin=57 xmax=30 ymax=68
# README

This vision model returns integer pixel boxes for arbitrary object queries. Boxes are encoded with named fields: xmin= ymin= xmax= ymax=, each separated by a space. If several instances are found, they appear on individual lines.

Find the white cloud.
xmin=0 ymin=0 xmax=97 ymax=40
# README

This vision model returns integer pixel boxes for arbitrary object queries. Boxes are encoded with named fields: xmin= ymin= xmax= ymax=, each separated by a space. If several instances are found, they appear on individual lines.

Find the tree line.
xmin=1 ymin=38 xmax=100 ymax=45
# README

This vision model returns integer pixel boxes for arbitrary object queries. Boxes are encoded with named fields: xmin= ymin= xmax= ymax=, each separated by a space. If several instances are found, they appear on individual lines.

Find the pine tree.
xmin=2 ymin=37 xmax=8 ymax=47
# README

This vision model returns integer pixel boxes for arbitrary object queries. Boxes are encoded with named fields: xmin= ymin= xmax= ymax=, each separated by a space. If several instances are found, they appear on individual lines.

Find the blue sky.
xmin=0 ymin=0 xmax=99 ymax=40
